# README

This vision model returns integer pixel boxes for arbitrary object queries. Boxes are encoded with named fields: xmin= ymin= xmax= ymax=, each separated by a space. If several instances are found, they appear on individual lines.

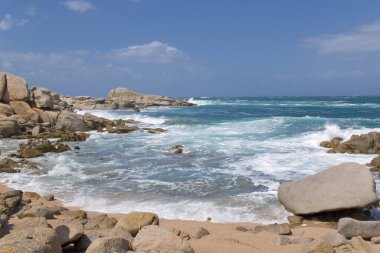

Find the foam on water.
xmin=1 ymin=96 xmax=380 ymax=223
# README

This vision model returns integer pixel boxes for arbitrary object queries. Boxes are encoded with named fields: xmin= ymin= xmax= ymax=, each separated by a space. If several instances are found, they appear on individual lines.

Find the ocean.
xmin=1 ymin=96 xmax=380 ymax=223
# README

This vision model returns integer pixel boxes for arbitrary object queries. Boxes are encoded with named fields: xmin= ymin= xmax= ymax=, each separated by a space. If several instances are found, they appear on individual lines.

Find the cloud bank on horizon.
xmin=0 ymin=0 xmax=379 ymax=97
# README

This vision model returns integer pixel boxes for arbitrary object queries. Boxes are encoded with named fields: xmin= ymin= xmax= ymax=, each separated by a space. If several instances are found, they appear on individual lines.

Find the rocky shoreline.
xmin=1 ymin=72 xmax=380 ymax=252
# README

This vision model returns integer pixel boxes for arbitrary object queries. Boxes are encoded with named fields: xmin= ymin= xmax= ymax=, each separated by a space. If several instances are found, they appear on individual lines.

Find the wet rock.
xmin=116 ymin=211 xmax=159 ymax=237
xmin=338 ymin=218 xmax=380 ymax=239
xmin=172 ymin=144 xmax=183 ymax=154
xmin=0 ymin=227 xmax=61 ymax=253
xmin=85 ymin=236 xmax=130 ymax=253
xmin=16 ymin=139 xmax=71 ymax=158
xmin=58 ymin=132 xmax=89 ymax=142
xmin=18 ymin=205 xmax=55 ymax=219
xmin=320 ymin=137 xmax=343 ymax=149
xmin=107 ymin=125 xmax=140 ymax=134
xmin=83 ymin=113 xmax=114 ymax=130
xmin=252 ymin=223 xmax=291 ymax=235
xmin=0 ymin=158 xmax=21 ymax=173
xmin=133 ymin=225 xmax=194 ymax=253
xmin=326 ymin=132 xmax=380 ymax=154
xmin=0 ymin=190 xmax=23 ymax=215
xmin=278 ymin=163 xmax=378 ymax=215
xmin=142 ymin=127 xmax=166 ymax=134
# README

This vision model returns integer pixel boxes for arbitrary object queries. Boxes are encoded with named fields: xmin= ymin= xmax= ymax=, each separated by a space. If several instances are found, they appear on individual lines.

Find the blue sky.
xmin=0 ymin=0 xmax=380 ymax=97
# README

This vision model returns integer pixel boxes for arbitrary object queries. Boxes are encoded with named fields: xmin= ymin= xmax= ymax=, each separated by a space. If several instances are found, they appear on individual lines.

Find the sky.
xmin=0 ymin=0 xmax=380 ymax=97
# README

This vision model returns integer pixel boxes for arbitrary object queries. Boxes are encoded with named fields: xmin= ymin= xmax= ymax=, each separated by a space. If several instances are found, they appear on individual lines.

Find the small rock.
xmin=86 ymin=236 xmax=130 ymax=253
xmin=42 ymin=194 xmax=54 ymax=201
xmin=193 ymin=227 xmax=209 ymax=239
xmin=235 ymin=226 xmax=248 ymax=232
xmin=24 ymin=191 xmax=41 ymax=200
xmin=288 ymin=215 xmax=304 ymax=226
xmin=253 ymin=223 xmax=291 ymax=235
xmin=350 ymin=236 xmax=371 ymax=251
xmin=274 ymin=236 xmax=291 ymax=246
xmin=32 ymin=125 xmax=41 ymax=136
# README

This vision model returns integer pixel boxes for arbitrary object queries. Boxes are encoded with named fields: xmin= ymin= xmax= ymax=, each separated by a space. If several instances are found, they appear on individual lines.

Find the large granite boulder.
xmin=54 ymin=111 xmax=90 ymax=132
xmin=2 ymin=73 xmax=29 ymax=102
xmin=0 ymin=116 xmax=20 ymax=137
xmin=0 ymin=73 xmax=6 ymax=100
xmin=338 ymin=218 xmax=380 ymax=239
xmin=0 ymin=103 xmax=14 ymax=116
xmin=278 ymin=163 xmax=378 ymax=215
xmin=85 ymin=236 xmax=130 ymax=253
xmin=9 ymin=101 xmax=40 ymax=123
xmin=0 ymin=227 xmax=61 ymax=253
xmin=115 ymin=211 xmax=159 ymax=237
xmin=54 ymin=219 xmax=84 ymax=246
xmin=133 ymin=225 xmax=194 ymax=253
xmin=31 ymin=87 xmax=54 ymax=109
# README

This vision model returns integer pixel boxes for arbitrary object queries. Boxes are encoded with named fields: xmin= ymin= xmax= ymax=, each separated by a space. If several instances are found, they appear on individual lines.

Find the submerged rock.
xmin=16 ymin=139 xmax=71 ymax=158
xmin=278 ymin=163 xmax=378 ymax=215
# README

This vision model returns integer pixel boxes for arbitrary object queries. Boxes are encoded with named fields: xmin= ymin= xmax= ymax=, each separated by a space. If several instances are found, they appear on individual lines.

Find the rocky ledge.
xmin=0 ymin=72 xmax=189 ymax=139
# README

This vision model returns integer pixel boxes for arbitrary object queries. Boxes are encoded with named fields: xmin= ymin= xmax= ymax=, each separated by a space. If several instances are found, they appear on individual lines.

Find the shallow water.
xmin=1 ymin=96 xmax=380 ymax=223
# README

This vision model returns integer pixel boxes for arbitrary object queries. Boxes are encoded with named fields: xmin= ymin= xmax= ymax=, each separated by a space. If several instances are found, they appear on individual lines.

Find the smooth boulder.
xmin=133 ymin=225 xmax=194 ymax=253
xmin=0 ymin=72 xmax=6 ymax=100
xmin=115 ymin=211 xmax=159 ymax=236
xmin=9 ymin=101 xmax=40 ymax=122
xmin=85 ymin=236 xmax=129 ymax=253
xmin=338 ymin=218 xmax=380 ymax=239
xmin=0 ymin=227 xmax=62 ymax=253
xmin=2 ymin=73 xmax=29 ymax=102
xmin=278 ymin=163 xmax=378 ymax=215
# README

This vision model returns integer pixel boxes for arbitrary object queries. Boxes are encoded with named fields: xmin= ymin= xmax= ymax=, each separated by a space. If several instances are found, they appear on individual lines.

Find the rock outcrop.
xmin=278 ymin=163 xmax=378 ymax=215
xmin=115 ymin=211 xmax=159 ymax=237
xmin=321 ymin=132 xmax=380 ymax=154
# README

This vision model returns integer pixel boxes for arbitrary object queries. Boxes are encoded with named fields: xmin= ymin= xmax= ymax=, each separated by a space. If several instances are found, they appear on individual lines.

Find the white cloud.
xmin=62 ymin=0 xmax=94 ymax=12
xmin=0 ymin=14 xmax=28 ymax=31
xmin=108 ymin=41 xmax=185 ymax=63
xmin=26 ymin=6 xmax=38 ymax=17
xmin=304 ymin=20 xmax=380 ymax=54
xmin=0 ymin=14 xmax=13 ymax=31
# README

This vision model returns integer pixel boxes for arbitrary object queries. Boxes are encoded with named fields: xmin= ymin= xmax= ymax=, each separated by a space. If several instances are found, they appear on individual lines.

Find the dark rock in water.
xmin=0 ymin=190 xmax=23 ymax=215
xmin=320 ymin=137 xmax=343 ymax=149
xmin=142 ymin=127 xmax=166 ymax=134
xmin=16 ymin=139 xmax=71 ymax=158
xmin=0 ymin=158 xmax=39 ymax=173
xmin=252 ymin=223 xmax=291 ymax=235
xmin=369 ymin=155 xmax=380 ymax=171
xmin=57 ymin=132 xmax=89 ymax=142
xmin=338 ymin=218 xmax=380 ymax=239
xmin=172 ymin=144 xmax=184 ymax=154
xmin=107 ymin=125 xmax=140 ymax=134
xmin=278 ymin=163 xmax=378 ymax=215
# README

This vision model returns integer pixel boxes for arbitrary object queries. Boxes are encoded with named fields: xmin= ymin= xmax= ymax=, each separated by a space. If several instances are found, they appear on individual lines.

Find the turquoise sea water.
xmin=1 ymin=96 xmax=380 ymax=223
